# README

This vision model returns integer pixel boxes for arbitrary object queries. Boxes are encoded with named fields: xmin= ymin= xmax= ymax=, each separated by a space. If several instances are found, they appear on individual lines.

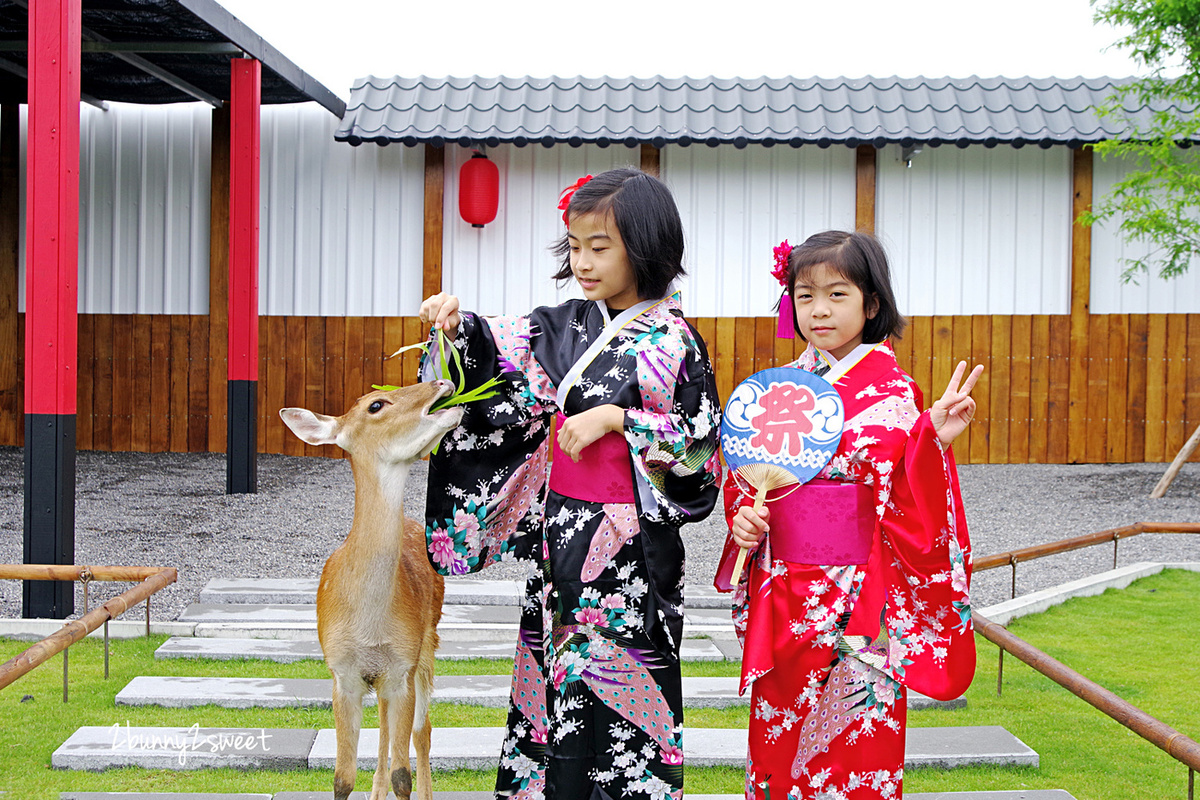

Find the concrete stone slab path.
xmin=53 ymin=725 xmax=1036 ymax=772
xmin=153 ymin=634 xmax=735 ymax=663
xmin=198 ymin=577 xmax=730 ymax=609
xmin=58 ymin=791 xmax=1080 ymax=796
xmin=59 ymin=793 xmax=1079 ymax=800
xmin=175 ymin=602 xmax=735 ymax=638
xmin=117 ymin=674 xmax=964 ymax=711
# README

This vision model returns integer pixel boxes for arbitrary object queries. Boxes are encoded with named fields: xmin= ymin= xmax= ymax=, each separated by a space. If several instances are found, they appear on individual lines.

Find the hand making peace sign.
xmin=929 ymin=360 xmax=985 ymax=447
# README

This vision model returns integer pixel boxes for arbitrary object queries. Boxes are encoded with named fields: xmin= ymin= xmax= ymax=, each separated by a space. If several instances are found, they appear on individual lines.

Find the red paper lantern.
xmin=459 ymin=151 xmax=499 ymax=228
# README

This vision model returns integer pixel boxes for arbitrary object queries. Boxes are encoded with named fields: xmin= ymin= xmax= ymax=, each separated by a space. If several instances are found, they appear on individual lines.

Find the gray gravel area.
xmin=1 ymin=445 xmax=1197 ymax=621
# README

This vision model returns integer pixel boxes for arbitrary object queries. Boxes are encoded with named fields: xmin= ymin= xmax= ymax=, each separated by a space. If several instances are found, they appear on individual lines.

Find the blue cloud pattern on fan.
xmin=721 ymin=367 xmax=844 ymax=481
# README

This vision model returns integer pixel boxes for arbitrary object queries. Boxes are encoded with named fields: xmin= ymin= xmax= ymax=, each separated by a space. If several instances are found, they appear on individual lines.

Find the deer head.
xmin=280 ymin=380 xmax=463 ymax=463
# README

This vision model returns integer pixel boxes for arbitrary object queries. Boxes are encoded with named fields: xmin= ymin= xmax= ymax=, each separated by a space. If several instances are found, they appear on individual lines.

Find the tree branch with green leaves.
xmin=1083 ymin=0 xmax=1200 ymax=282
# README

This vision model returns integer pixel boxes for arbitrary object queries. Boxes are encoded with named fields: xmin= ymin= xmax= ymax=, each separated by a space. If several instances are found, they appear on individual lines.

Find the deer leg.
xmin=412 ymin=658 xmax=435 ymax=800
xmin=384 ymin=670 xmax=417 ymax=800
xmin=366 ymin=693 xmax=390 ymax=800
xmin=331 ymin=673 xmax=366 ymax=800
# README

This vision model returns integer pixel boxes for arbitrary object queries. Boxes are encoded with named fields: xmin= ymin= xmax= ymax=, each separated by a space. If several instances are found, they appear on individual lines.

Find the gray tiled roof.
xmin=334 ymin=74 xmax=1194 ymax=149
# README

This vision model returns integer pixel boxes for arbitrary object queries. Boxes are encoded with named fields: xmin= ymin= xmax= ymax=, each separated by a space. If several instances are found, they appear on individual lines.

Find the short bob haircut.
xmin=552 ymin=168 xmax=686 ymax=301
xmin=786 ymin=230 xmax=907 ymax=342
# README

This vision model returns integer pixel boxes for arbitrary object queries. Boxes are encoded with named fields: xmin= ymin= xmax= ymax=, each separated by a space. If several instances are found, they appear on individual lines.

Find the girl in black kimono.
xmin=418 ymin=168 xmax=722 ymax=799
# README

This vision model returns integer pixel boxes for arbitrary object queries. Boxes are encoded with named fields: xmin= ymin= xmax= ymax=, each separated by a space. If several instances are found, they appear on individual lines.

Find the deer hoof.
xmin=391 ymin=765 xmax=413 ymax=798
xmin=333 ymin=775 xmax=354 ymax=800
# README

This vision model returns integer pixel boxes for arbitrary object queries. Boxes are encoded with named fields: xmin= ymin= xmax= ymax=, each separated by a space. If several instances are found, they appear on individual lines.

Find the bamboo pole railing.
xmin=973 ymin=524 xmax=1200 ymax=797
xmin=0 ymin=565 xmax=177 ymax=693
xmin=974 ymin=609 xmax=1200 ymax=797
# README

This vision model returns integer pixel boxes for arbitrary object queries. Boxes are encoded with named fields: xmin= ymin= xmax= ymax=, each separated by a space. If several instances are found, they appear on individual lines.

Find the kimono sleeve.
xmin=877 ymin=413 xmax=975 ymax=700
xmin=623 ymin=320 xmax=723 ymax=526
xmin=420 ymin=312 xmax=555 ymax=576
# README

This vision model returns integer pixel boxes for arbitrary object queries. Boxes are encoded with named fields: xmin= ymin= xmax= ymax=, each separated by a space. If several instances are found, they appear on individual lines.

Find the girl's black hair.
xmin=551 ymin=168 xmax=686 ymax=300
xmin=785 ymin=230 xmax=906 ymax=342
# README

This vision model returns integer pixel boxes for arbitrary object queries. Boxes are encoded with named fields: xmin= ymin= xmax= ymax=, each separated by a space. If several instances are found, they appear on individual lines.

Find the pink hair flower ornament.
xmin=557 ymin=174 xmax=594 ymax=225
xmin=771 ymin=239 xmax=792 ymax=287
xmin=772 ymin=239 xmax=795 ymax=339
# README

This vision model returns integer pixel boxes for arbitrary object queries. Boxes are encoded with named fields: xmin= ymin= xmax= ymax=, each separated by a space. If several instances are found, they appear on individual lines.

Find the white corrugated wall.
xmin=664 ymin=144 xmax=858 ymax=317
xmin=20 ymin=101 xmax=426 ymax=317
xmin=876 ymin=144 xmax=1073 ymax=316
xmin=440 ymin=143 xmax=638 ymax=316
xmin=259 ymin=104 xmax=424 ymax=316
xmin=13 ymin=101 xmax=1200 ymax=318
xmin=20 ymin=102 xmax=214 ymax=314
xmin=1088 ymin=150 xmax=1200 ymax=313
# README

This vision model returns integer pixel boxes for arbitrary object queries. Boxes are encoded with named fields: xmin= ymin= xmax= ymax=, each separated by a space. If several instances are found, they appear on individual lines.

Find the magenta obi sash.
xmin=549 ymin=413 xmax=635 ymax=503
xmin=766 ymin=478 xmax=875 ymax=565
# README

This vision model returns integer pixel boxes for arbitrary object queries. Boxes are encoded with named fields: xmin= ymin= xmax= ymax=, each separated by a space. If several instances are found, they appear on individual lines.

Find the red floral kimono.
xmin=717 ymin=340 xmax=975 ymax=800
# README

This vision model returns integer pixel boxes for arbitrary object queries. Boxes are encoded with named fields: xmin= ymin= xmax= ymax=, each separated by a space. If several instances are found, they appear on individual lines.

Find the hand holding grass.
xmin=419 ymin=292 xmax=462 ymax=334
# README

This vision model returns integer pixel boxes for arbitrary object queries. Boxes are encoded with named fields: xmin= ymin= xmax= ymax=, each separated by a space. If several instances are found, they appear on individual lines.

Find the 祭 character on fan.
xmin=418 ymin=168 xmax=722 ymax=799
xmin=716 ymin=230 xmax=984 ymax=800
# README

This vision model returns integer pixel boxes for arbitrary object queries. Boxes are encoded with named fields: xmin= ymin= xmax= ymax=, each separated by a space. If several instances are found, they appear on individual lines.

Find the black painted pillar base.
xmin=227 ymin=379 xmax=257 ymax=494
xmin=23 ymin=413 xmax=76 ymax=618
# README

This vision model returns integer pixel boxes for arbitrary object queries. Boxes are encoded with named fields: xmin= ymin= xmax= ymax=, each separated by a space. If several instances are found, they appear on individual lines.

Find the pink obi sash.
xmin=766 ymin=479 xmax=876 ymax=565
xmin=717 ymin=480 xmax=875 ymax=587
xmin=549 ymin=413 xmax=635 ymax=503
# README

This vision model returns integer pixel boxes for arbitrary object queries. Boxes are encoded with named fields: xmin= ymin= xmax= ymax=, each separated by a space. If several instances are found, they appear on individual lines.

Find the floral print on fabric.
xmin=718 ymin=340 xmax=974 ymax=800
xmin=422 ymin=293 xmax=721 ymax=800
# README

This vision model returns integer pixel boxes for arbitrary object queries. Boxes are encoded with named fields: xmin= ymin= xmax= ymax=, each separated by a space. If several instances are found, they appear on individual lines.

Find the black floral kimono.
xmin=421 ymin=292 xmax=721 ymax=799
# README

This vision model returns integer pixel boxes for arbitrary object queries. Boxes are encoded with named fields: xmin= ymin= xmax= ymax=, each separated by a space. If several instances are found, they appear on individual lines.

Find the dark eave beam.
xmin=7 ymin=0 xmax=224 ymax=107
xmin=0 ymin=41 xmax=245 ymax=55
xmin=0 ymin=54 xmax=108 ymax=110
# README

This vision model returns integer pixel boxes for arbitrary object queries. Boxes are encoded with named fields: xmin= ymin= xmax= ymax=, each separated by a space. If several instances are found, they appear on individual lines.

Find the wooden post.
xmin=422 ymin=144 xmax=445 ymax=300
xmin=855 ymin=145 xmax=877 ymax=233
xmin=0 ymin=104 xmax=19 ymax=447
xmin=227 ymin=58 xmax=261 ymax=494
xmin=1068 ymin=147 xmax=1093 ymax=464
xmin=1151 ymin=422 xmax=1200 ymax=497
xmin=640 ymin=143 xmax=660 ymax=178
xmin=208 ymin=107 xmax=230 ymax=453
xmin=23 ymin=0 xmax=81 ymax=618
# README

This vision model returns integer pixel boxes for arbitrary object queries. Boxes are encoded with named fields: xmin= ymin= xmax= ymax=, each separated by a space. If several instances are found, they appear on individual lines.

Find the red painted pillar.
xmin=23 ymin=0 xmax=81 ymax=618
xmin=227 ymin=58 xmax=260 ymax=493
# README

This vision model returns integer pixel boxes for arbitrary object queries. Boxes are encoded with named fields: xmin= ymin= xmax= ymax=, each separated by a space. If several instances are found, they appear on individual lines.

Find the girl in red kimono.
xmin=718 ymin=230 xmax=982 ymax=800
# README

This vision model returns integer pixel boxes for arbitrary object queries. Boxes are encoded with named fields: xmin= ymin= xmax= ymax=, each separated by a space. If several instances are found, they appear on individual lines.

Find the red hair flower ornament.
xmin=557 ymin=174 xmax=594 ymax=225
xmin=773 ymin=239 xmax=795 ymax=339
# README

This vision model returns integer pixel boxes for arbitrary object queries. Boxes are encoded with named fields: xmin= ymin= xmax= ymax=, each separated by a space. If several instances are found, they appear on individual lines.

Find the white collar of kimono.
xmin=555 ymin=295 xmax=668 ymax=410
xmin=818 ymin=341 xmax=881 ymax=383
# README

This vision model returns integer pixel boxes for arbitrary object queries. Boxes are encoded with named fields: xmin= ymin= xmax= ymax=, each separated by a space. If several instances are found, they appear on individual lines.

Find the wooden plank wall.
xmin=2 ymin=312 xmax=1195 ymax=465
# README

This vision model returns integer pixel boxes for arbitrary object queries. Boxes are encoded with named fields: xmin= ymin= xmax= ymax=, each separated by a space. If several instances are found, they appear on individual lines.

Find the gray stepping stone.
xmin=156 ymin=634 xmax=729 ymax=663
xmin=434 ymin=635 xmax=728 ymax=662
xmin=51 ymin=727 xmax=317 ymax=771
xmin=177 ymin=602 xmax=732 ymax=639
xmin=62 ymin=795 xmax=272 ymax=799
xmin=52 ymin=794 xmax=1079 ymax=800
xmin=306 ymin=725 xmax=1036 ymax=770
xmin=118 ymin=675 xmax=963 ymax=711
xmin=906 ymin=793 xmax=1077 ymax=799
xmin=199 ymin=578 xmax=319 ymax=604
xmin=116 ymin=677 xmax=345 ymax=709
xmin=155 ymin=637 xmax=323 ymax=663
xmin=271 ymin=796 xmax=742 ymax=800
xmin=905 ymin=725 xmax=1038 ymax=768
xmin=197 ymin=577 xmax=730 ymax=609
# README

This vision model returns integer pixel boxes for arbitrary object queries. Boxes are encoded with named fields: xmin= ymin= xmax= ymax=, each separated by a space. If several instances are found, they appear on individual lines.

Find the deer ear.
xmin=280 ymin=408 xmax=340 ymax=446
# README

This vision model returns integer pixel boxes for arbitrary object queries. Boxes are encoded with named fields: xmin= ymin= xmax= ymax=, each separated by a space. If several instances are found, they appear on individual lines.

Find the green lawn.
xmin=0 ymin=568 xmax=1197 ymax=798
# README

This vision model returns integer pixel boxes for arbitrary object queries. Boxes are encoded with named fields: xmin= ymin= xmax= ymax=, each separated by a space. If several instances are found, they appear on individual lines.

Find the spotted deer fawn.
xmin=280 ymin=380 xmax=461 ymax=800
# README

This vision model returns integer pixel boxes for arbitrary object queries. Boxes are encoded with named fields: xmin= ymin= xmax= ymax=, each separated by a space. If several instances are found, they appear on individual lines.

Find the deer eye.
xmin=368 ymin=400 xmax=385 ymax=414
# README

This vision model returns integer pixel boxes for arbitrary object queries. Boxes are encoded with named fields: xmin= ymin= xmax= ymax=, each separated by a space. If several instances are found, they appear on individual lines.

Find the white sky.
xmin=216 ymin=0 xmax=1146 ymax=102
